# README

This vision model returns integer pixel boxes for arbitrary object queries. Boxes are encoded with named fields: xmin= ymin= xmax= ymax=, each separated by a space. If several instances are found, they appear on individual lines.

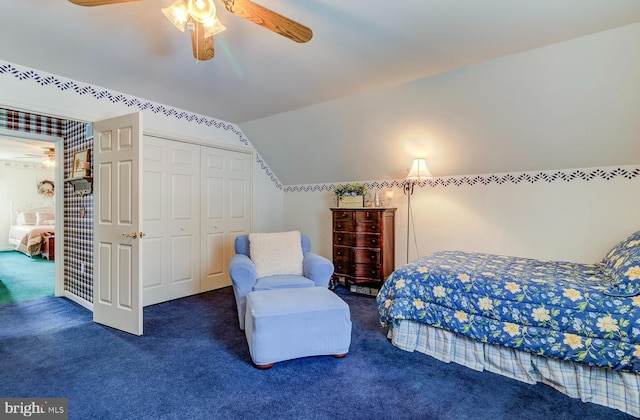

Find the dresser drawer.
xmin=353 ymin=248 xmax=380 ymax=264
xmin=355 ymin=221 xmax=380 ymax=234
xmin=353 ymin=263 xmax=381 ymax=279
xmin=333 ymin=246 xmax=351 ymax=260
xmin=354 ymin=210 xmax=381 ymax=222
xmin=354 ymin=233 xmax=381 ymax=248
xmin=333 ymin=210 xmax=354 ymax=221
xmin=333 ymin=219 xmax=355 ymax=232
xmin=333 ymin=260 xmax=352 ymax=275
xmin=333 ymin=232 xmax=354 ymax=247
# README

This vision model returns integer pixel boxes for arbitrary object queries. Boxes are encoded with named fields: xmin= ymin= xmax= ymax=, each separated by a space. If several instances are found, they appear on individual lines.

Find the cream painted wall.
xmin=275 ymin=24 xmax=640 ymax=268
xmin=284 ymin=166 xmax=640 ymax=266
xmin=240 ymin=22 xmax=640 ymax=186
xmin=406 ymin=169 xmax=640 ymax=263
xmin=282 ymin=184 xmax=336 ymax=256
xmin=254 ymin=165 xmax=284 ymax=233
xmin=0 ymin=61 xmax=284 ymax=233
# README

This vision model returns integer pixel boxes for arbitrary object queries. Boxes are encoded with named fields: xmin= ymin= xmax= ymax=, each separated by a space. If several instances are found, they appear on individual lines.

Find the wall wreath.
xmin=37 ymin=180 xmax=55 ymax=197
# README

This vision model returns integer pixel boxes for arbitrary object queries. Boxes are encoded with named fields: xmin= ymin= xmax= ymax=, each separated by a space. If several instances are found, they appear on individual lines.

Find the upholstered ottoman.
xmin=244 ymin=287 xmax=352 ymax=369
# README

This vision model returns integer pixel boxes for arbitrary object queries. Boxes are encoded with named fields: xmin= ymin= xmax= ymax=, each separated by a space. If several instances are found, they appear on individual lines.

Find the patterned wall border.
xmin=3 ymin=62 xmax=639 ymax=194
xmin=0 ymin=62 xmax=283 ymax=190
xmin=284 ymin=167 xmax=640 ymax=193
xmin=0 ymin=160 xmax=47 ymax=170
xmin=0 ymin=106 xmax=65 ymax=136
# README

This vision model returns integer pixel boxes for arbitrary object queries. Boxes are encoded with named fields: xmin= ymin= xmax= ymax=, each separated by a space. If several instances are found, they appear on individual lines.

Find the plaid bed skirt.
xmin=388 ymin=320 xmax=640 ymax=417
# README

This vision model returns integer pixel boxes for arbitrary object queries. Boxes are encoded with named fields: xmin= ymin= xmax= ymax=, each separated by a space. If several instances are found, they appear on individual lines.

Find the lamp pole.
xmin=403 ymin=158 xmax=430 ymax=264
xmin=403 ymin=180 xmax=415 ymax=264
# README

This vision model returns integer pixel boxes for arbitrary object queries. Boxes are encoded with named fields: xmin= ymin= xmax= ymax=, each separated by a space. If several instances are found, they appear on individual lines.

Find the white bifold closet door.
xmin=142 ymin=136 xmax=251 ymax=306
xmin=200 ymin=146 xmax=252 ymax=291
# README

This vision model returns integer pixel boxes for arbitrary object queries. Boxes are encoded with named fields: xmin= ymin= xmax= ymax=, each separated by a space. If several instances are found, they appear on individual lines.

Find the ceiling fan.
xmin=68 ymin=0 xmax=313 ymax=61
xmin=14 ymin=147 xmax=56 ymax=167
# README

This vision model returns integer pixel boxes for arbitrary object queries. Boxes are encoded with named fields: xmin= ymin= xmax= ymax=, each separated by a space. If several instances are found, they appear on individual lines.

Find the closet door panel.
xmin=169 ymin=235 xmax=198 ymax=298
xmin=229 ymin=179 xmax=248 ymax=219
xmin=201 ymin=147 xmax=251 ymax=291
xmin=204 ymin=176 xmax=224 ymax=219
xmin=204 ymin=232 xmax=225 ymax=279
xmin=142 ymin=237 xmax=163 ymax=289
xmin=167 ymin=142 xmax=201 ymax=300
xmin=142 ymin=137 xmax=169 ymax=306
xmin=227 ymin=155 xmax=251 ymax=268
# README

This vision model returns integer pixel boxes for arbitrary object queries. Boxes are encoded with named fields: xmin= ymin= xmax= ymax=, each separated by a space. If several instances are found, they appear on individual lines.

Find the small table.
xmin=41 ymin=232 xmax=55 ymax=261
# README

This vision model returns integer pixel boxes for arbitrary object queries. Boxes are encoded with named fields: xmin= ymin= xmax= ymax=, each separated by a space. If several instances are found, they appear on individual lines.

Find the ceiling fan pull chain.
xmin=195 ymin=26 xmax=200 ymax=64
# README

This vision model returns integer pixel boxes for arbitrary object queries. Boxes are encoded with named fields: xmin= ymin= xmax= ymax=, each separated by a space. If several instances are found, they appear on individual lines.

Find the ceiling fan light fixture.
xmin=202 ymin=16 xmax=226 ymax=37
xmin=42 ymin=157 xmax=55 ymax=168
xmin=187 ymin=0 xmax=216 ymax=23
xmin=162 ymin=0 xmax=189 ymax=32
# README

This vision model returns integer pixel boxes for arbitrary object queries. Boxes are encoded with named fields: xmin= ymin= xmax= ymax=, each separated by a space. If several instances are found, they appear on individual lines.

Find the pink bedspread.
xmin=8 ymin=225 xmax=54 ymax=256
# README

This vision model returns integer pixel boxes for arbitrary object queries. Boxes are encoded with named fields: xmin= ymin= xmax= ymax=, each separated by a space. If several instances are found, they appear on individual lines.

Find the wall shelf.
xmin=65 ymin=176 xmax=93 ymax=195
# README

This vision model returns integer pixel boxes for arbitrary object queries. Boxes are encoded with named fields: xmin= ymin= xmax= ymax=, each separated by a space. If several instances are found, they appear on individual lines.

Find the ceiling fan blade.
xmin=223 ymin=0 xmax=312 ymax=43
xmin=68 ymin=0 xmax=139 ymax=6
xmin=191 ymin=22 xmax=215 ymax=61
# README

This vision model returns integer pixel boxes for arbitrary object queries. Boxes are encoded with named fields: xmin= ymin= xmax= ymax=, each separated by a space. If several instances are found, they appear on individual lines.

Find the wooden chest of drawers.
xmin=331 ymin=208 xmax=396 ymax=290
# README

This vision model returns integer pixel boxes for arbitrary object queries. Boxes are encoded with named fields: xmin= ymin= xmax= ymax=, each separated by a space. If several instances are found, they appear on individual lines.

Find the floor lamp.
xmin=403 ymin=158 xmax=431 ymax=263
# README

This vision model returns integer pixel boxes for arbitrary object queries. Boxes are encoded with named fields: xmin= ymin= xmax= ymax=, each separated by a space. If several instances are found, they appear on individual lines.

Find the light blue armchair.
xmin=229 ymin=233 xmax=334 ymax=330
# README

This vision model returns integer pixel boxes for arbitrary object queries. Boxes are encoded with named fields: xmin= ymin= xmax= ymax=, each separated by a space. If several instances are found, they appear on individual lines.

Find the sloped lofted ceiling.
xmin=1 ymin=1 xmax=639 ymax=185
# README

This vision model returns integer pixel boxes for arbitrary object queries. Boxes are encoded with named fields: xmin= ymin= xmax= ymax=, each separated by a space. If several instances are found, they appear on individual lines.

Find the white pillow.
xmin=17 ymin=212 xmax=36 ymax=225
xmin=249 ymin=231 xmax=304 ymax=278
xmin=36 ymin=212 xmax=55 ymax=225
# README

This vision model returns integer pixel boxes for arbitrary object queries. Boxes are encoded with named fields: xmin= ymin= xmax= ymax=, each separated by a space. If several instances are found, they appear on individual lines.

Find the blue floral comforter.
xmin=377 ymin=251 xmax=640 ymax=372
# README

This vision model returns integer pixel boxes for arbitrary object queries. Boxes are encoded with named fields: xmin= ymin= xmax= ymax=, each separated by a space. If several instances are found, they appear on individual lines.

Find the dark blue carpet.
xmin=0 ymin=286 xmax=634 ymax=419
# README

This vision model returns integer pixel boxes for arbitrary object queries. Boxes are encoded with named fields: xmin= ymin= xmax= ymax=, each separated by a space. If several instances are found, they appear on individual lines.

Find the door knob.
xmin=122 ymin=232 xmax=138 ymax=239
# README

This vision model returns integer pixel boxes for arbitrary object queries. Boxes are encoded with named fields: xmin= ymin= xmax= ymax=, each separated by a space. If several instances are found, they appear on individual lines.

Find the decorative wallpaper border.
xmin=2 ymin=62 xmax=638 ymax=194
xmin=0 ymin=159 xmax=47 ymax=170
xmin=284 ymin=167 xmax=640 ymax=193
xmin=0 ymin=106 xmax=65 ymax=136
xmin=0 ymin=62 xmax=282 ymax=190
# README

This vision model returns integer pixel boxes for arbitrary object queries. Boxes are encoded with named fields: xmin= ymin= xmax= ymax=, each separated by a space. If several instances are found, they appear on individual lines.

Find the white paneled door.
xmin=201 ymin=147 xmax=251 ymax=291
xmin=141 ymin=136 xmax=167 ymax=306
xmin=93 ymin=112 xmax=143 ymax=336
xmin=142 ymin=136 xmax=201 ymax=306
xmin=167 ymin=142 xmax=201 ymax=299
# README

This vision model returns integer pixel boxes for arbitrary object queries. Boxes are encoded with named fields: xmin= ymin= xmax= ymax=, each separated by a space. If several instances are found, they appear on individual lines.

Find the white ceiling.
xmin=1 ymin=1 xmax=640 ymax=185
xmin=0 ymin=136 xmax=54 ymax=164
xmin=2 ymin=0 xmax=640 ymax=126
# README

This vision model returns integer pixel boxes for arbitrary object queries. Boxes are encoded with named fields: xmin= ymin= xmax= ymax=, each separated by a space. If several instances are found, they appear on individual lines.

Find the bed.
xmin=377 ymin=231 xmax=640 ymax=417
xmin=8 ymin=201 xmax=55 ymax=257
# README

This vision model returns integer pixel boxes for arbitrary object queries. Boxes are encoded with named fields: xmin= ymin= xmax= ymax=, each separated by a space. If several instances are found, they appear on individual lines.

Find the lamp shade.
xmin=162 ymin=0 xmax=189 ymax=31
xmin=187 ymin=0 xmax=216 ymax=23
xmin=406 ymin=158 xmax=431 ymax=181
xmin=203 ymin=16 xmax=227 ymax=37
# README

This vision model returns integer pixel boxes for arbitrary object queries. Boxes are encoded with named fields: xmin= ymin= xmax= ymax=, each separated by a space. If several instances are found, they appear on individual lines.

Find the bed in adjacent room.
xmin=377 ymin=231 xmax=640 ymax=417
xmin=8 ymin=201 xmax=55 ymax=257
